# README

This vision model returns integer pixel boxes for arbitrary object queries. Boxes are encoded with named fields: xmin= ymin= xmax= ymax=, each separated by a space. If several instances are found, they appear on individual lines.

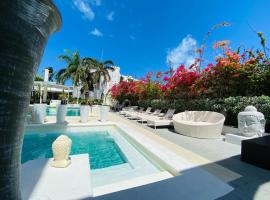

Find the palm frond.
xmin=103 ymin=60 xmax=114 ymax=65
xmin=58 ymin=55 xmax=72 ymax=63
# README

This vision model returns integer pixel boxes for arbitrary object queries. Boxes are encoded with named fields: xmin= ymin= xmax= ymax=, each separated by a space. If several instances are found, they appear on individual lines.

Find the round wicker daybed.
xmin=173 ymin=111 xmax=225 ymax=139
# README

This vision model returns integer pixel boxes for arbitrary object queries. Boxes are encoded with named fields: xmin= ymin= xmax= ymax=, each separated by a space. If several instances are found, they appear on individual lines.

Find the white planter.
xmin=91 ymin=105 xmax=100 ymax=117
xmin=80 ymin=105 xmax=90 ymax=123
xmin=33 ymin=104 xmax=47 ymax=124
xmin=100 ymin=105 xmax=110 ymax=122
xmin=56 ymin=104 xmax=67 ymax=124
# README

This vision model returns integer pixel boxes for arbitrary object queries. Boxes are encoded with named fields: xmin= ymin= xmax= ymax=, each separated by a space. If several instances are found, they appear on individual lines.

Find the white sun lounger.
xmin=137 ymin=109 xmax=162 ymax=123
xmin=147 ymin=109 xmax=176 ymax=129
xmin=124 ymin=107 xmax=145 ymax=117
xmin=119 ymin=106 xmax=138 ymax=115
xmin=127 ymin=107 xmax=152 ymax=119
xmin=147 ymin=118 xmax=173 ymax=129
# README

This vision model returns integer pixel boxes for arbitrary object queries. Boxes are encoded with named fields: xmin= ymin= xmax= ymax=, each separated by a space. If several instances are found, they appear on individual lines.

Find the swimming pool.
xmin=46 ymin=106 xmax=80 ymax=116
xmin=22 ymin=125 xmax=164 ymax=187
xmin=22 ymin=131 xmax=126 ymax=169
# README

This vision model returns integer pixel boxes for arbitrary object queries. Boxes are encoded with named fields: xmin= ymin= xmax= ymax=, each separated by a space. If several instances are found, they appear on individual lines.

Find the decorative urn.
xmin=51 ymin=135 xmax=72 ymax=168
xmin=238 ymin=106 xmax=266 ymax=137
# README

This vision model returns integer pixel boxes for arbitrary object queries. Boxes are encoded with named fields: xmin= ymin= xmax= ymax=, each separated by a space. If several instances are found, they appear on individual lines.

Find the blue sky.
xmin=39 ymin=0 xmax=270 ymax=84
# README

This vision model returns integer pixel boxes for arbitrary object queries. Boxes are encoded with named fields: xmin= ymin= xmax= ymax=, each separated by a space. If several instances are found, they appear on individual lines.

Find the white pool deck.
xmin=22 ymin=112 xmax=238 ymax=200
xmin=21 ymin=154 xmax=92 ymax=200
xmin=114 ymin=112 xmax=270 ymax=200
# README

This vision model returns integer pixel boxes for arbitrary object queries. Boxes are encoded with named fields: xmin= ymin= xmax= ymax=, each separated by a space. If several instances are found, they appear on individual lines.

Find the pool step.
xmin=93 ymin=171 xmax=173 ymax=196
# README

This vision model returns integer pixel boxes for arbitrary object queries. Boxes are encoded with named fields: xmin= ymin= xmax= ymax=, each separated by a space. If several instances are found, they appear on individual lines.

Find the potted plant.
xmin=33 ymin=103 xmax=47 ymax=124
xmin=56 ymin=93 xmax=67 ymax=124
xmin=91 ymin=99 xmax=101 ymax=117
xmin=80 ymin=99 xmax=90 ymax=123
xmin=100 ymin=93 xmax=110 ymax=122
xmin=33 ymin=84 xmax=47 ymax=124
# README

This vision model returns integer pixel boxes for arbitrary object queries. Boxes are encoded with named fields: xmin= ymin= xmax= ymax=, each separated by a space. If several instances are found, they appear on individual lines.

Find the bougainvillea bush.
xmin=111 ymin=47 xmax=270 ymax=103
xmin=195 ymin=49 xmax=270 ymax=98
xmin=110 ymin=72 xmax=163 ymax=104
xmin=161 ymin=65 xmax=200 ymax=99
xmin=110 ymin=32 xmax=270 ymax=112
xmin=109 ymin=30 xmax=270 ymax=128
xmin=111 ymin=80 xmax=139 ymax=104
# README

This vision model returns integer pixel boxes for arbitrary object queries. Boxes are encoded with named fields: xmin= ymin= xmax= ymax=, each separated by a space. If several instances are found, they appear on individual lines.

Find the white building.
xmin=87 ymin=66 xmax=135 ymax=100
xmin=32 ymin=69 xmax=73 ymax=103
xmin=34 ymin=67 xmax=134 ymax=102
xmin=91 ymin=66 xmax=121 ymax=99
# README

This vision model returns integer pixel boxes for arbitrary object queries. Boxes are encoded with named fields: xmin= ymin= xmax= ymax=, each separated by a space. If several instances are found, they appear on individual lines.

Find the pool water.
xmin=46 ymin=107 xmax=80 ymax=116
xmin=23 ymin=126 xmax=163 ymax=187
xmin=22 ymin=131 xmax=127 ymax=169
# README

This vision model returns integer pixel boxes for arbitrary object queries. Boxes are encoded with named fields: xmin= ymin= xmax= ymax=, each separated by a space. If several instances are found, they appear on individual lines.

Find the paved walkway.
xmin=156 ymin=128 xmax=270 ymax=200
xmin=112 ymin=112 xmax=270 ymax=200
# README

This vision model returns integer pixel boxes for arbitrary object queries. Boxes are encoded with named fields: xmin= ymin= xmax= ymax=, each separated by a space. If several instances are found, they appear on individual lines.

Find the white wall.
xmin=71 ymin=66 xmax=133 ymax=100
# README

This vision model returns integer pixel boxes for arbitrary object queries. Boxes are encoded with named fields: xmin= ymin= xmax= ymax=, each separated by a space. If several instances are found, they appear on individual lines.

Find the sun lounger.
xmin=147 ymin=109 xmax=176 ymax=129
xmin=127 ymin=107 xmax=152 ymax=119
xmin=119 ymin=106 xmax=138 ymax=115
xmin=124 ymin=107 xmax=144 ymax=117
xmin=137 ymin=109 xmax=162 ymax=123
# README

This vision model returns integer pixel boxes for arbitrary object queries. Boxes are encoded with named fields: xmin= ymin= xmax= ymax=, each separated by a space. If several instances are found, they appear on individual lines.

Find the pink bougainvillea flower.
xmin=213 ymin=40 xmax=230 ymax=49
xmin=156 ymin=71 xmax=162 ymax=79
xmin=163 ymin=76 xmax=169 ymax=81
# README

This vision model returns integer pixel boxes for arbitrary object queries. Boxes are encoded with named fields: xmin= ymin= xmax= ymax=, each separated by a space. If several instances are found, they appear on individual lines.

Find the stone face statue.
xmin=51 ymin=135 xmax=72 ymax=168
xmin=238 ymin=106 xmax=266 ymax=137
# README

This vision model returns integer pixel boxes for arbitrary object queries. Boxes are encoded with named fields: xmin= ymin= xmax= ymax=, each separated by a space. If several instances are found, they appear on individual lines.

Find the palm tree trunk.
xmin=0 ymin=1 xmax=61 ymax=199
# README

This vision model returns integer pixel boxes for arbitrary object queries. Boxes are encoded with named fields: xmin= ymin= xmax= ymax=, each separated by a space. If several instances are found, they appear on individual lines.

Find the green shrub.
xmin=138 ymin=96 xmax=270 ymax=129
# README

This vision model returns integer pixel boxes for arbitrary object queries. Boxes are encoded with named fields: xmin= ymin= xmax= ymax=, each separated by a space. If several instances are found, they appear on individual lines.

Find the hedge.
xmin=137 ymin=96 xmax=270 ymax=131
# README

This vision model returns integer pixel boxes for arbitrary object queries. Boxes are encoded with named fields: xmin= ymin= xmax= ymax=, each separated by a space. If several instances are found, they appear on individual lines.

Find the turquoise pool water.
xmin=46 ymin=107 xmax=80 ymax=116
xmin=22 ymin=131 xmax=127 ymax=169
xmin=23 ymin=126 xmax=163 ymax=187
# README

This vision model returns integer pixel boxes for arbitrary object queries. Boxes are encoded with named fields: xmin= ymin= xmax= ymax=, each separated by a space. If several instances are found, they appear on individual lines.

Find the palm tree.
xmin=79 ymin=57 xmax=97 ymax=92
xmin=93 ymin=60 xmax=115 ymax=89
xmin=55 ymin=51 xmax=115 ymax=99
xmin=55 ymin=49 xmax=81 ymax=86
xmin=0 ymin=0 xmax=61 ymax=199
xmin=46 ymin=66 xmax=54 ymax=81
xmin=34 ymin=75 xmax=44 ymax=81
xmin=55 ymin=50 xmax=83 ymax=102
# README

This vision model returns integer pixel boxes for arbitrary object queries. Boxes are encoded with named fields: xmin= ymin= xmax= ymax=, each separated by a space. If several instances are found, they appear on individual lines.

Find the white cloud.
xmin=90 ymin=28 xmax=103 ymax=37
xmin=91 ymin=0 xmax=101 ymax=6
xmin=166 ymin=35 xmax=197 ymax=69
xmin=107 ymin=11 xmax=115 ymax=21
xmin=73 ymin=0 xmax=95 ymax=20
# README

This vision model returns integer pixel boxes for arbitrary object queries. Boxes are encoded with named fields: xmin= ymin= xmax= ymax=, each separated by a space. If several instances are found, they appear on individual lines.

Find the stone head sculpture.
xmin=51 ymin=135 xmax=72 ymax=168
xmin=238 ymin=106 xmax=266 ymax=137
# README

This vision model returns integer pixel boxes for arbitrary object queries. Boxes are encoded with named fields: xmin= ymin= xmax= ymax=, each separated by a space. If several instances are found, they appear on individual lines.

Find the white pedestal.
xmin=225 ymin=132 xmax=269 ymax=145
xmin=21 ymin=154 xmax=92 ymax=200
xmin=225 ymin=133 xmax=257 ymax=146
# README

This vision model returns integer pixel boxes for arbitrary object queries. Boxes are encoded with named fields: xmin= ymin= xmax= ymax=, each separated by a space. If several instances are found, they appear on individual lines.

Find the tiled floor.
xmin=113 ymin=112 xmax=270 ymax=200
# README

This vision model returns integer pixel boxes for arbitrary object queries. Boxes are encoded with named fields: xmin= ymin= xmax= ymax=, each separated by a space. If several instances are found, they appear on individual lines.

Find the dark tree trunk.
xmin=86 ymin=74 xmax=95 ymax=91
xmin=0 ymin=1 xmax=61 ymax=199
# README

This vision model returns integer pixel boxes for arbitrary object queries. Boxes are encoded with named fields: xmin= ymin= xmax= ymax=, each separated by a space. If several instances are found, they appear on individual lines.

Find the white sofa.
xmin=173 ymin=111 xmax=225 ymax=139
